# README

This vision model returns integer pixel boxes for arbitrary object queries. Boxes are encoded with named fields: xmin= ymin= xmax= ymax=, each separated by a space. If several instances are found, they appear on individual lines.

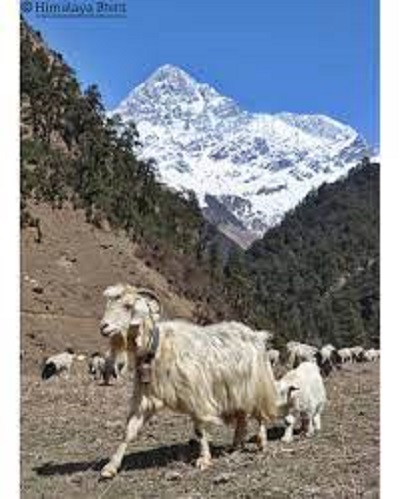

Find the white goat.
xmin=101 ymin=316 xmax=267 ymax=442
xmin=88 ymin=340 xmax=128 ymax=383
xmin=275 ymin=361 xmax=326 ymax=443
xmin=286 ymin=341 xmax=318 ymax=369
xmin=337 ymin=347 xmax=353 ymax=364
xmin=88 ymin=352 xmax=106 ymax=380
xmin=364 ymin=348 xmax=380 ymax=362
xmin=41 ymin=348 xmax=75 ymax=380
xmin=98 ymin=283 xmax=278 ymax=478
xmin=350 ymin=346 xmax=365 ymax=363
xmin=88 ymin=350 xmax=128 ymax=384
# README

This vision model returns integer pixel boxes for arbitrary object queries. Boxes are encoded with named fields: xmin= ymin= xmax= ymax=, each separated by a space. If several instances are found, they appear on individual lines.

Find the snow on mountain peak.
xmin=111 ymin=65 xmax=371 ymax=247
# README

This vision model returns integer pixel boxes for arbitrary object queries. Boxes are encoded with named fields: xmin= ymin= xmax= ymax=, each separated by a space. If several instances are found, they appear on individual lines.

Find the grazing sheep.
xmin=286 ymin=341 xmax=318 ymax=369
xmin=337 ymin=347 xmax=353 ymax=364
xmin=350 ymin=346 xmax=365 ymax=363
xmin=87 ymin=350 xmax=127 ymax=384
xmin=88 ymin=352 xmax=106 ymax=380
xmin=316 ymin=344 xmax=341 ymax=377
xmin=88 ymin=351 xmax=124 ymax=384
xmin=275 ymin=361 xmax=326 ymax=443
xmin=364 ymin=348 xmax=380 ymax=362
xmin=98 ymin=283 xmax=278 ymax=479
xmin=267 ymin=348 xmax=280 ymax=367
xmin=102 ymin=333 xmax=129 ymax=384
xmin=41 ymin=348 xmax=75 ymax=380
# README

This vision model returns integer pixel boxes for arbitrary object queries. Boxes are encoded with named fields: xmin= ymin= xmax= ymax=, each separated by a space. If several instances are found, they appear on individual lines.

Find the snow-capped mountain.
xmin=111 ymin=64 xmax=370 ymax=246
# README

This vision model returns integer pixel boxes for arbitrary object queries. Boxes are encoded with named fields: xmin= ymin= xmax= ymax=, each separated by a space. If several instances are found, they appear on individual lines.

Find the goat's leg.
xmin=101 ymin=394 xmax=152 ymax=479
xmin=194 ymin=422 xmax=212 ymax=470
xmin=255 ymin=419 xmax=268 ymax=452
xmin=281 ymin=414 xmax=295 ymax=443
xmin=305 ymin=415 xmax=315 ymax=437
xmin=232 ymin=413 xmax=247 ymax=449
xmin=313 ymin=413 xmax=321 ymax=432
xmin=190 ymin=422 xmax=201 ymax=442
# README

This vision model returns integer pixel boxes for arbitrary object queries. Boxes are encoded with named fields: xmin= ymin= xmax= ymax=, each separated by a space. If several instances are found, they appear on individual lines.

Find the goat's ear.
xmin=137 ymin=288 xmax=162 ymax=317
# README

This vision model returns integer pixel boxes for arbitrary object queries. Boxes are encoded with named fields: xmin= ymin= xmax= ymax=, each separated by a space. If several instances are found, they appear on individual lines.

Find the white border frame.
xmin=0 ymin=1 xmax=394 ymax=497
xmin=0 ymin=1 xmax=20 ymax=498
xmin=381 ymin=0 xmax=400 ymax=497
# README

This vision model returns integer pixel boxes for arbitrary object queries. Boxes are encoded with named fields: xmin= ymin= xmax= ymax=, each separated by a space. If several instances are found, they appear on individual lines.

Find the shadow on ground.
xmin=34 ymin=425 xmax=288 ymax=478
xmin=34 ymin=441 xmax=221 ymax=477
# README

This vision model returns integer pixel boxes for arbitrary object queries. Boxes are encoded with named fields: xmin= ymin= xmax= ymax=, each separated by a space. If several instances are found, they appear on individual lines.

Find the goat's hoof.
xmin=196 ymin=456 xmax=212 ymax=470
xmin=100 ymin=463 xmax=118 ymax=479
xmin=254 ymin=435 xmax=267 ymax=452
xmin=281 ymin=436 xmax=293 ymax=444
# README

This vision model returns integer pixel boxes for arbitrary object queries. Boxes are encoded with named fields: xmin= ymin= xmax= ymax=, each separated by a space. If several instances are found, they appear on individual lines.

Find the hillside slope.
xmin=21 ymin=202 xmax=200 ymax=369
xmin=230 ymin=161 xmax=380 ymax=347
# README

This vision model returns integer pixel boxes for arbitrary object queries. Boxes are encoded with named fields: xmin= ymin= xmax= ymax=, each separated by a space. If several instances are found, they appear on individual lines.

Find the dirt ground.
xmin=21 ymin=362 xmax=379 ymax=499
xmin=21 ymin=204 xmax=380 ymax=498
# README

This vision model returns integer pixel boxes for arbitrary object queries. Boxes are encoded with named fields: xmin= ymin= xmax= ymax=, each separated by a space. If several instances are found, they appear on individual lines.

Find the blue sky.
xmin=24 ymin=0 xmax=379 ymax=145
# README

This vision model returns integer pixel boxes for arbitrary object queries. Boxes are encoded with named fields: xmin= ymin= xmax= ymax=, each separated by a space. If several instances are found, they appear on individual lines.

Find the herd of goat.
xmin=40 ymin=283 xmax=379 ymax=479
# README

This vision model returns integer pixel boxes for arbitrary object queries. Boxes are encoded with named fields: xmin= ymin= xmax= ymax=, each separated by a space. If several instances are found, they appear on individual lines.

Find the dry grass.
xmin=21 ymin=362 xmax=379 ymax=499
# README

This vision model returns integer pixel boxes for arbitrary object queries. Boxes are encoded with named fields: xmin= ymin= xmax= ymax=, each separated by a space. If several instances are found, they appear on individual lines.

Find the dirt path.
xmin=21 ymin=363 xmax=379 ymax=499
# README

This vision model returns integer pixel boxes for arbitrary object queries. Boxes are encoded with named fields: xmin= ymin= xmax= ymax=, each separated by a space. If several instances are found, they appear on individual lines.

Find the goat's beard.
xmin=110 ymin=318 xmax=155 ymax=373
xmin=110 ymin=332 xmax=126 ymax=347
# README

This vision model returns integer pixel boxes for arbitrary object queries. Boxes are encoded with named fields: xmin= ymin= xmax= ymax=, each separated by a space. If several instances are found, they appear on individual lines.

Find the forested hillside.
xmin=224 ymin=161 xmax=380 ymax=347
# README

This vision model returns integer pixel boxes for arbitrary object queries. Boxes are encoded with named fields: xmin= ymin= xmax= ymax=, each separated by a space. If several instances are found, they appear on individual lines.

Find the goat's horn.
xmin=137 ymin=288 xmax=162 ymax=314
